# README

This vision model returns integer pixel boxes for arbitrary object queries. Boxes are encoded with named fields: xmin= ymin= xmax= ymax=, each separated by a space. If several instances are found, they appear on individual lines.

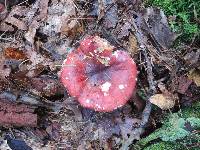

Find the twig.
xmin=120 ymin=16 xmax=157 ymax=150
xmin=130 ymin=15 xmax=157 ymax=125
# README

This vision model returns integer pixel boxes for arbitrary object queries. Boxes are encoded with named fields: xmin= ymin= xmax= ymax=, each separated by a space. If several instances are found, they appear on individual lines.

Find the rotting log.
xmin=0 ymin=100 xmax=37 ymax=127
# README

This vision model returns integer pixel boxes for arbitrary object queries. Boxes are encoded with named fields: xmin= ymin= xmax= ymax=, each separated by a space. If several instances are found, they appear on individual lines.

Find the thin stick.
xmin=120 ymin=15 xmax=157 ymax=150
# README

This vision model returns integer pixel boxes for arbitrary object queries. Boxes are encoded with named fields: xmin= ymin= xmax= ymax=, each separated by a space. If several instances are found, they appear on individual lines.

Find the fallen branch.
xmin=0 ymin=100 xmax=37 ymax=127
xmin=120 ymin=15 xmax=157 ymax=150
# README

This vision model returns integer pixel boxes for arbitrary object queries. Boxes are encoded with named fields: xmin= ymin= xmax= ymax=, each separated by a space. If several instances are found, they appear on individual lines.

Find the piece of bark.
xmin=0 ymin=100 xmax=37 ymax=127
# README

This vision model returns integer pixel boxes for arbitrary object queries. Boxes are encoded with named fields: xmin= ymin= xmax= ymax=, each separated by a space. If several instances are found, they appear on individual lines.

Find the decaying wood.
xmin=0 ymin=100 xmax=37 ymax=127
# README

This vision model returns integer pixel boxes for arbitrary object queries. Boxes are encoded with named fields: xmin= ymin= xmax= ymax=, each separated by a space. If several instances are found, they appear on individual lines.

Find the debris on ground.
xmin=0 ymin=0 xmax=199 ymax=149
xmin=0 ymin=100 xmax=37 ymax=127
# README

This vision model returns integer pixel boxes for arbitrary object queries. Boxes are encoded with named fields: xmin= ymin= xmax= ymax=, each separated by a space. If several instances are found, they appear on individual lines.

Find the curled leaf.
xmin=149 ymin=94 xmax=175 ymax=110
xmin=188 ymin=69 xmax=200 ymax=87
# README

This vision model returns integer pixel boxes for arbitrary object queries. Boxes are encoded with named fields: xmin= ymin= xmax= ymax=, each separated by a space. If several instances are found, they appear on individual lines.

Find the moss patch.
xmin=133 ymin=101 xmax=200 ymax=150
xmin=146 ymin=0 xmax=200 ymax=42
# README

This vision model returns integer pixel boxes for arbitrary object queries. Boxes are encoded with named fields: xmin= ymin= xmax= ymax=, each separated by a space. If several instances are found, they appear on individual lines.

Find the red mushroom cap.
xmin=60 ymin=36 xmax=137 ymax=112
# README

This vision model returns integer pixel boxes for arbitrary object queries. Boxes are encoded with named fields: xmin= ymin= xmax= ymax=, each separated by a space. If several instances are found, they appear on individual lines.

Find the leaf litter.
xmin=0 ymin=0 xmax=199 ymax=149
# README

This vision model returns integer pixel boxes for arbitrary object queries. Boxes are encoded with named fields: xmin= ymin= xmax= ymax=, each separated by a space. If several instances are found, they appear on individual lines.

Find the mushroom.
xmin=60 ymin=36 xmax=137 ymax=112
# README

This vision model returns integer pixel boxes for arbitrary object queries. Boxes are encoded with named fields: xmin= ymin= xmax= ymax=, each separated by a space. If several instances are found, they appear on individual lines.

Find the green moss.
xmin=146 ymin=0 xmax=200 ymax=42
xmin=133 ymin=101 xmax=200 ymax=149
xmin=180 ymin=102 xmax=200 ymax=119
xmin=143 ymin=141 xmax=183 ymax=150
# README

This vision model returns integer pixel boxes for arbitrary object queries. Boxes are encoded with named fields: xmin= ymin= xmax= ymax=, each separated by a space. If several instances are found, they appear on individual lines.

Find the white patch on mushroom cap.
xmin=85 ymin=99 xmax=90 ymax=104
xmin=117 ymin=104 xmax=123 ymax=108
xmin=63 ymin=58 xmax=68 ymax=65
xmin=119 ymin=84 xmax=125 ymax=89
xmin=101 ymin=82 xmax=111 ymax=92
xmin=114 ymin=104 xmax=123 ymax=110
xmin=113 ymin=51 xmax=119 ymax=58
xmin=95 ymin=104 xmax=102 ymax=109
xmin=104 ymin=92 xmax=109 ymax=96
xmin=89 ymin=52 xmax=94 ymax=56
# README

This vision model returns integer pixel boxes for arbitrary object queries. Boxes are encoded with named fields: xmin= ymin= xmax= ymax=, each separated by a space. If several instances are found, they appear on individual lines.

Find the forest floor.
xmin=0 ymin=0 xmax=199 ymax=150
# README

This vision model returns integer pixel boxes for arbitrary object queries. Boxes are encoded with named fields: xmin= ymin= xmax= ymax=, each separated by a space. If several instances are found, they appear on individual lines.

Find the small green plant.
xmin=133 ymin=101 xmax=200 ymax=150
xmin=143 ymin=141 xmax=184 ymax=150
xmin=146 ymin=0 xmax=200 ymax=42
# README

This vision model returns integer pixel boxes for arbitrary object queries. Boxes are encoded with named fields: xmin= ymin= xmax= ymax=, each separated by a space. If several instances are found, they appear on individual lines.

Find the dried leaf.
xmin=25 ymin=46 xmax=54 ymax=77
xmin=0 ymin=140 xmax=10 ymax=150
xmin=24 ymin=20 xmax=40 ymax=45
xmin=188 ymin=69 xmax=200 ymax=87
xmin=184 ymin=50 xmax=200 ymax=65
xmin=38 ymin=0 xmax=49 ymax=20
xmin=30 ymin=76 xmax=64 ymax=97
xmin=8 ymin=71 xmax=31 ymax=89
xmin=4 ymin=6 xmax=29 ymax=30
xmin=25 ymin=0 xmax=49 ymax=44
xmin=102 ymin=0 xmax=118 ymax=28
xmin=93 ymin=115 xmax=121 ymax=141
xmin=5 ymin=16 xmax=27 ymax=30
xmin=128 ymin=34 xmax=139 ymax=55
xmin=97 ymin=0 xmax=105 ymax=20
xmin=42 ymin=37 xmax=71 ymax=57
xmin=4 ymin=47 xmax=27 ymax=60
xmin=0 ymin=100 xmax=37 ymax=127
xmin=41 ymin=0 xmax=76 ymax=36
xmin=0 ymin=3 xmax=8 ymax=21
xmin=46 ymin=122 xmax=61 ymax=141
xmin=119 ymin=117 xmax=141 ymax=140
xmin=0 ymin=91 xmax=17 ymax=102
xmin=149 ymin=94 xmax=175 ymax=110
xmin=0 ymin=22 xmax=14 ymax=32
xmin=141 ymin=7 xmax=176 ymax=49
xmin=177 ymin=75 xmax=192 ymax=94
xmin=0 ymin=52 xmax=11 ymax=79
xmin=18 ymin=93 xmax=42 ymax=105
xmin=96 ymin=0 xmax=118 ymax=28
xmin=118 ymin=22 xmax=132 ymax=38
xmin=64 ymin=21 xmax=85 ymax=38
xmin=0 ymin=5 xmax=28 ymax=31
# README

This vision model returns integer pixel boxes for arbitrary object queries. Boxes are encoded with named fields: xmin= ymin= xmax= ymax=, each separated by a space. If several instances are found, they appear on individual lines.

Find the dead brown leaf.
xmin=188 ymin=69 xmax=200 ymax=87
xmin=6 ymin=17 xmax=27 ymax=30
xmin=24 ymin=20 xmax=40 ymax=45
xmin=30 ymin=76 xmax=64 ymax=97
xmin=0 ymin=22 xmax=15 ymax=32
xmin=38 ymin=0 xmax=49 ymax=20
xmin=177 ymin=75 xmax=192 ymax=94
xmin=4 ymin=6 xmax=29 ymax=30
xmin=184 ymin=50 xmax=200 ymax=66
xmin=41 ymin=0 xmax=76 ymax=36
xmin=141 ymin=7 xmax=176 ymax=49
xmin=25 ymin=46 xmax=55 ymax=77
xmin=0 ymin=3 xmax=7 ymax=21
xmin=4 ymin=47 xmax=27 ymax=60
xmin=0 ymin=52 xmax=11 ymax=79
xmin=118 ymin=22 xmax=132 ymax=38
xmin=24 ymin=0 xmax=49 ymax=44
xmin=150 ymin=82 xmax=176 ymax=110
xmin=149 ymin=94 xmax=175 ymax=110
xmin=128 ymin=34 xmax=139 ymax=55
